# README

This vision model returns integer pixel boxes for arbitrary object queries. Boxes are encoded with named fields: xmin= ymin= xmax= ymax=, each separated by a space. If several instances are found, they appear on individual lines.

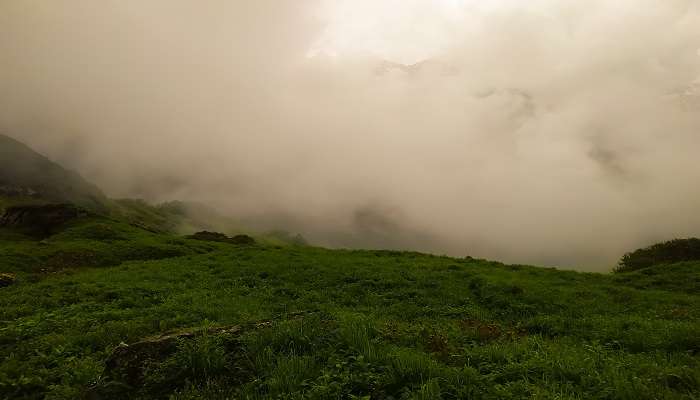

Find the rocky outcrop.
xmin=0 ymin=204 xmax=88 ymax=235
xmin=101 ymin=325 xmax=244 ymax=390
xmin=89 ymin=314 xmax=311 ymax=398
xmin=88 ymin=322 xmax=272 ymax=399
xmin=0 ymin=185 xmax=39 ymax=197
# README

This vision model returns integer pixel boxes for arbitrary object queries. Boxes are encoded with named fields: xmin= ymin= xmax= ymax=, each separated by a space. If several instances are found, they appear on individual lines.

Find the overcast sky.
xmin=1 ymin=0 xmax=699 ymax=270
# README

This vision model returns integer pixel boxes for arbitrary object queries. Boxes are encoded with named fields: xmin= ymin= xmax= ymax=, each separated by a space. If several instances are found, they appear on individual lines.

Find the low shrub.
xmin=616 ymin=238 xmax=700 ymax=273
xmin=187 ymin=231 xmax=255 ymax=245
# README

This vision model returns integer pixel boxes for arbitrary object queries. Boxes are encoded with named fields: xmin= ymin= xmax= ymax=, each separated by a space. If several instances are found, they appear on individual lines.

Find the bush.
xmin=230 ymin=235 xmax=255 ymax=245
xmin=187 ymin=231 xmax=256 ymax=245
xmin=61 ymin=222 xmax=125 ymax=241
xmin=616 ymin=238 xmax=700 ymax=273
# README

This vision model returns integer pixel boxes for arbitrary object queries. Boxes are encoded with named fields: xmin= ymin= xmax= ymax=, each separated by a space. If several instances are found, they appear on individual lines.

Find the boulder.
xmin=88 ymin=313 xmax=313 ymax=399
xmin=101 ymin=326 xmax=243 ymax=389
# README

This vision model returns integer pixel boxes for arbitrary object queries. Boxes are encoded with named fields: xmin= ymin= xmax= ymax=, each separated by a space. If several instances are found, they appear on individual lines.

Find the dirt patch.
xmin=459 ymin=319 xmax=503 ymax=341
xmin=459 ymin=318 xmax=527 ymax=341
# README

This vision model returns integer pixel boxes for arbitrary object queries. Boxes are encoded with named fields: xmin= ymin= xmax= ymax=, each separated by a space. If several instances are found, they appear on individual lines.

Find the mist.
xmin=1 ymin=0 xmax=699 ymax=270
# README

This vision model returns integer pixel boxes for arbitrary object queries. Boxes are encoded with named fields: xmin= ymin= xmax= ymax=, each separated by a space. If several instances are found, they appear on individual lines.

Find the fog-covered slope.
xmin=0 ymin=134 xmax=107 ymax=212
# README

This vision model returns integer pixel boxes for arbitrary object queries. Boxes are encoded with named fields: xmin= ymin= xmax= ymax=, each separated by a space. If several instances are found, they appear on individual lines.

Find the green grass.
xmin=0 ymin=217 xmax=217 ymax=277
xmin=0 ymin=218 xmax=699 ymax=399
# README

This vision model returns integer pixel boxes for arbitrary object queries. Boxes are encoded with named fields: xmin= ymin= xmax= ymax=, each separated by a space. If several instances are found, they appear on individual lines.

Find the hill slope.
xmin=0 ymin=217 xmax=698 ymax=399
xmin=0 ymin=134 xmax=108 ymax=212
xmin=0 ymin=135 xmax=250 ymax=235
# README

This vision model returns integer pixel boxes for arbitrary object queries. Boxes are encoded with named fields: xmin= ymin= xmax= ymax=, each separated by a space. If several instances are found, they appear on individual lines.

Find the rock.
xmin=0 ymin=185 xmax=39 ymax=197
xmin=101 ymin=325 xmax=243 ymax=389
xmin=89 ymin=313 xmax=314 ymax=398
xmin=0 ymin=273 xmax=16 ymax=288
xmin=0 ymin=204 xmax=88 ymax=235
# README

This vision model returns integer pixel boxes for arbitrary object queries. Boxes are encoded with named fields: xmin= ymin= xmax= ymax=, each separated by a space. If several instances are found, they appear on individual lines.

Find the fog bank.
xmin=1 ymin=0 xmax=700 ymax=270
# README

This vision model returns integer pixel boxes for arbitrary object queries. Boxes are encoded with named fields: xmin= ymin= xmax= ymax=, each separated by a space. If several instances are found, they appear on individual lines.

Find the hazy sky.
xmin=1 ymin=0 xmax=700 ymax=270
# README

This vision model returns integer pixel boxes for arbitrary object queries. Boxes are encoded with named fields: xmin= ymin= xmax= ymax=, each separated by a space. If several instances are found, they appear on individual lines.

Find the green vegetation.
xmin=1 ymin=215 xmax=698 ymax=399
xmin=107 ymin=199 xmax=243 ymax=235
xmin=616 ymin=238 xmax=700 ymax=273
xmin=0 ymin=217 xmax=217 ymax=276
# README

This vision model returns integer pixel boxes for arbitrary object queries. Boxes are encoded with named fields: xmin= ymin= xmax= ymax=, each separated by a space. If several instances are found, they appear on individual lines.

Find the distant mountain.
xmin=0 ymin=134 xmax=108 ymax=212
xmin=0 ymin=134 xmax=249 ymax=235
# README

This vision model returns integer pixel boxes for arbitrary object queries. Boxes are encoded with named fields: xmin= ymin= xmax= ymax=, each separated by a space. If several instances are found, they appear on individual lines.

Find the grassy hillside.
xmin=108 ymin=199 xmax=247 ymax=236
xmin=0 ymin=216 xmax=218 ymax=276
xmin=0 ymin=217 xmax=698 ymax=399
xmin=0 ymin=134 xmax=243 ymax=236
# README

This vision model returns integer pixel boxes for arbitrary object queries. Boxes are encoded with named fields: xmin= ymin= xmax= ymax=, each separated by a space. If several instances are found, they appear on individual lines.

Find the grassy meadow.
xmin=0 ymin=216 xmax=699 ymax=399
